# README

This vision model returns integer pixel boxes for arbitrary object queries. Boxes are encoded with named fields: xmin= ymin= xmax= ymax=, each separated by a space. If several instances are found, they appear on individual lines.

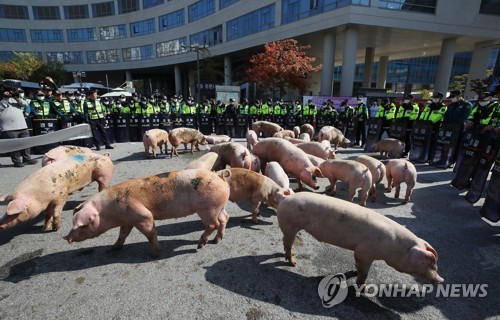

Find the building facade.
xmin=1 ymin=0 xmax=499 ymax=99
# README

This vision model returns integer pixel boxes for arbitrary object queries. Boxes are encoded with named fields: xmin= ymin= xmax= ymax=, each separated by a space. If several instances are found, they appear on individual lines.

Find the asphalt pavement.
xmin=0 ymin=140 xmax=499 ymax=320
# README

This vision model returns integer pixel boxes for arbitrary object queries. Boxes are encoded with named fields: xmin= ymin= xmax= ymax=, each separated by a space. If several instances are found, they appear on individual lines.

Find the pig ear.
xmin=6 ymin=199 xmax=27 ymax=216
xmin=424 ymin=241 xmax=438 ymax=262
xmin=73 ymin=205 xmax=98 ymax=228
xmin=314 ymin=167 xmax=324 ymax=178
xmin=218 ymin=169 xmax=231 ymax=181
xmin=409 ymin=246 xmax=436 ymax=268
xmin=0 ymin=194 xmax=12 ymax=203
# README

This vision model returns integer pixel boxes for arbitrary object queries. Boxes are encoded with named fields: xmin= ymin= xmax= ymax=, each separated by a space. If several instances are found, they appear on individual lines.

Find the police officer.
xmin=51 ymin=91 xmax=76 ymax=118
xmin=339 ymin=100 xmax=354 ymax=134
xmin=84 ymin=89 xmax=113 ymax=150
xmin=320 ymin=101 xmax=338 ymax=127
xmin=419 ymin=92 xmax=447 ymax=130
xmin=249 ymin=99 xmax=261 ymax=117
xmin=399 ymin=94 xmax=421 ymax=157
xmin=353 ymin=95 xmax=368 ymax=146
xmin=466 ymin=91 xmax=499 ymax=130
xmin=375 ymin=98 xmax=396 ymax=138
xmin=443 ymin=90 xmax=472 ymax=126
xmin=29 ymin=91 xmax=52 ymax=119
xmin=158 ymin=95 xmax=170 ymax=114
xmin=261 ymin=98 xmax=272 ymax=117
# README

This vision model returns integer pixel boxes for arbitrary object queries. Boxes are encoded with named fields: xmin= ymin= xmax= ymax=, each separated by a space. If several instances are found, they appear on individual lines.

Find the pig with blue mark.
xmin=0 ymin=153 xmax=114 ymax=231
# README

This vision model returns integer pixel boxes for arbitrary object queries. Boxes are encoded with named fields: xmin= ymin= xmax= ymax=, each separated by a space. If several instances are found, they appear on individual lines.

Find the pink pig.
xmin=0 ymin=153 xmax=114 ymax=231
xmin=168 ymin=127 xmax=207 ymax=156
xmin=253 ymin=138 xmax=322 ymax=190
xmin=356 ymin=155 xmax=386 ymax=202
xmin=318 ymin=126 xmax=350 ymax=149
xmin=185 ymin=152 xmax=221 ymax=171
xmin=300 ymin=124 xmax=314 ymax=140
xmin=207 ymin=142 xmax=252 ymax=170
xmin=264 ymin=161 xmax=290 ymax=190
xmin=246 ymin=130 xmax=258 ymax=151
xmin=64 ymin=169 xmax=231 ymax=257
xmin=295 ymin=141 xmax=335 ymax=160
xmin=204 ymin=134 xmax=232 ymax=144
xmin=385 ymin=159 xmax=417 ymax=204
xmin=42 ymin=145 xmax=94 ymax=167
xmin=277 ymin=192 xmax=444 ymax=285
xmin=143 ymin=129 xmax=169 ymax=159
xmin=251 ymin=121 xmax=283 ymax=137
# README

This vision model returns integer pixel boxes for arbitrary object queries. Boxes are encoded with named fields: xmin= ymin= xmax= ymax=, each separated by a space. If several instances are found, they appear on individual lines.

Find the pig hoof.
xmin=385 ymin=188 xmax=391 ymax=193
xmin=111 ymin=244 xmax=123 ymax=251
xmin=213 ymin=236 xmax=221 ymax=244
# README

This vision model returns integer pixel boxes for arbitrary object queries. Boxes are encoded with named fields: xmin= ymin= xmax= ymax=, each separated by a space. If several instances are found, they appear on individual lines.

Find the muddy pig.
xmin=385 ymin=159 xmax=417 ymax=204
xmin=317 ymin=126 xmax=351 ymax=149
xmin=264 ymin=161 xmax=290 ymax=190
xmin=273 ymin=130 xmax=295 ymax=139
xmin=277 ymin=192 xmax=443 ymax=285
xmin=207 ymin=142 xmax=252 ymax=170
xmin=42 ymin=145 xmax=94 ymax=167
xmin=250 ymin=153 xmax=261 ymax=173
xmin=64 ymin=169 xmax=231 ymax=257
xmin=246 ymin=130 xmax=258 ymax=151
xmin=251 ymin=121 xmax=283 ymax=137
xmin=373 ymin=138 xmax=405 ymax=158
xmin=300 ymin=124 xmax=314 ymax=139
xmin=169 ymin=127 xmax=207 ymax=156
xmin=204 ymin=134 xmax=232 ymax=144
xmin=143 ymin=129 xmax=169 ymax=159
xmin=185 ymin=152 xmax=221 ymax=171
xmin=296 ymin=141 xmax=335 ymax=160
xmin=217 ymin=168 xmax=292 ymax=223
xmin=319 ymin=159 xmax=372 ymax=206
xmin=356 ymin=155 xmax=386 ymax=202
xmin=0 ymin=153 xmax=114 ymax=231
xmin=253 ymin=138 xmax=322 ymax=190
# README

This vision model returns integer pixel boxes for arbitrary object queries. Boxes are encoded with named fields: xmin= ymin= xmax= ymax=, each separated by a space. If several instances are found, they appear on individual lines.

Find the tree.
xmin=449 ymin=74 xmax=468 ymax=92
xmin=0 ymin=52 xmax=67 ymax=84
xmin=246 ymin=39 xmax=322 ymax=98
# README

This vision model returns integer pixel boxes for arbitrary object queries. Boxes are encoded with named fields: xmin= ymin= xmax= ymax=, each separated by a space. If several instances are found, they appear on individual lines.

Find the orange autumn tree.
xmin=247 ymin=39 xmax=322 ymax=98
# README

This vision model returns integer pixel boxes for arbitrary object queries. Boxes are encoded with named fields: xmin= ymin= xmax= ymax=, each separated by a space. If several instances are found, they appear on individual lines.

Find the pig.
xmin=373 ymin=138 xmax=405 ymax=158
xmin=185 ymin=152 xmax=221 ymax=171
xmin=317 ymin=126 xmax=351 ymax=149
xmin=298 ymin=133 xmax=311 ymax=141
xmin=251 ymin=121 xmax=283 ymax=137
xmin=277 ymin=192 xmax=444 ymax=285
xmin=292 ymin=126 xmax=301 ymax=138
xmin=264 ymin=161 xmax=290 ymax=190
xmin=355 ymin=155 xmax=386 ymax=202
xmin=42 ymin=145 xmax=94 ymax=167
xmin=204 ymin=134 xmax=232 ymax=144
xmin=143 ymin=129 xmax=169 ymax=159
xmin=307 ymin=154 xmax=325 ymax=167
xmin=273 ymin=130 xmax=295 ymax=139
xmin=249 ymin=153 xmax=261 ymax=173
xmin=253 ymin=138 xmax=323 ymax=190
xmin=319 ymin=159 xmax=372 ymax=206
xmin=0 ymin=153 xmax=114 ymax=231
xmin=385 ymin=159 xmax=417 ymax=204
xmin=284 ymin=137 xmax=305 ymax=144
xmin=64 ymin=169 xmax=231 ymax=257
xmin=216 ymin=168 xmax=291 ymax=223
xmin=169 ymin=127 xmax=208 ymax=156
xmin=296 ymin=141 xmax=335 ymax=160
xmin=300 ymin=123 xmax=314 ymax=139
xmin=246 ymin=130 xmax=258 ymax=151
xmin=207 ymin=142 xmax=252 ymax=170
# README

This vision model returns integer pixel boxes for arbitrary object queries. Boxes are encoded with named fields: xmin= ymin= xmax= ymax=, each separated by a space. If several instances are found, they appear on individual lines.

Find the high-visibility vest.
xmin=396 ymin=106 xmax=405 ymax=119
xmin=238 ymin=105 xmax=248 ymax=115
xmin=468 ymin=101 xmax=499 ymax=125
xmin=356 ymin=103 xmax=368 ymax=121
xmin=375 ymin=103 xmax=396 ymax=120
xmin=303 ymin=104 xmax=316 ymax=115
xmin=181 ymin=103 xmax=191 ymax=114
xmin=261 ymin=103 xmax=271 ymax=115
xmin=159 ymin=102 xmax=170 ymax=114
xmin=420 ymin=104 xmax=447 ymax=123
xmin=217 ymin=105 xmax=225 ymax=115
xmin=249 ymin=105 xmax=259 ymax=115
xmin=52 ymin=100 xmax=72 ymax=116
xmin=85 ymin=99 xmax=105 ymax=120
xmin=273 ymin=105 xmax=282 ymax=115
xmin=403 ymin=103 xmax=420 ymax=121
xmin=31 ymin=100 xmax=51 ymax=118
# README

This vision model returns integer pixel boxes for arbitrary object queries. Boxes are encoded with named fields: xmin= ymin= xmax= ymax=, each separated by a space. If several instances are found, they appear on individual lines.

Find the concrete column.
xmin=434 ymin=37 xmax=457 ymax=95
xmin=275 ymin=0 xmax=282 ymax=26
xmin=174 ymin=65 xmax=182 ymax=95
xmin=376 ymin=56 xmax=389 ymax=89
xmin=339 ymin=26 xmax=358 ymax=97
xmin=465 ymin=41 xmax=493 ymax=99
xmin=362 ymin=47 xmax=375 ymax=88
xmin=224 ymin=55 xmax=232 ymax=86
xmin=125 ymin=71 xmax=132 ymax=81
xmin=320 ymin=30 xmax=336 ymax=96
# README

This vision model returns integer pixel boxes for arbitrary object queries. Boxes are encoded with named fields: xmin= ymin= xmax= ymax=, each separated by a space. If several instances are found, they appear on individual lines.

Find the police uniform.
xmin=84 ymin=90 xmax=113 ymax=150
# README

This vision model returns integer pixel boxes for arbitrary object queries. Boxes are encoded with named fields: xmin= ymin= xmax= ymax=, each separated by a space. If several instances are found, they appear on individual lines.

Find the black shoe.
xmin=95 ymin=146 xmax=101 ymax=151
xmin=24 ymin=159 xmax=38 ymax=165
xmin=105 ymin=145 xmax=114 ymax=150
xmin=14 ymin=162 xmax=24 ymax=167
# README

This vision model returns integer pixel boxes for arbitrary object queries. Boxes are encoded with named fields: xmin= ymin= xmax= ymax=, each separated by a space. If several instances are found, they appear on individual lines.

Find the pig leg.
xmin=347 ymin=184 xmax=356 ymax=203
xmin=250 ymin=198 xmax=262 ymax=224
xmin=214 ymin=209 xmax=229 ymax=244
xmin=354 ymin=249 xmax=374 ymax=286
xmin=135 ymin=220 xmax=160 ymax=258
xmin=282 ymin=230 xmax=299 ymax=266
xmin=197 ymin=212 xmax=221 ymax=249
xmin=183 ymin=143 xmax=188 ymax=150
xmin=111 ymin=225 xmax=133 ymax=251
xmin=370 ymin=184 xmax=376 ymax=202
xmin=152 ymin=143 xmax=158 ymax=159
xmin=403 ymin=184 xmax=413 ymax=204
xmin=195 ymin=142 xmax=201 ymax=152
xmin=394 ymin=182 xmax=401 ymax=199
xmin=190 ymin=142 xmax=196 ymax=154
xmin=385 ymin=172 xmax=393 ymax=192
xmin=325 ymin=179 xmax=337 ymax=196
xmin=144 ymin=145 xmax=150 ymax=159
xmin=43 ymin=201 xmax=65 ymax=231
xmin=172 ymin=146 xmax=178 ymax=157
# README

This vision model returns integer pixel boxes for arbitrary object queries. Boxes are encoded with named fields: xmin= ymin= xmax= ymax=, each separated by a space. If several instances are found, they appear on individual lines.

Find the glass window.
xmin=32 ymin=6 xmax=61 ymax=20
xmin=159 ymin=9 xmax=184 ymax=31
xmin=118 ymin=0 xmax=139 ymax=14
xmin=100 ymin=25 xmax=127 ymax=40
xmin=0 ymin=5 xmax=29 ymax=19
xmin=0 ymin=51 xmax=42 ymax=61
xmin=480 ymin=0 xmax=500 ymax=15
xmin=30 ymin=29 xmax=64 ymax=43
xmin=188 ymin=0 xmax=215 ymax=23
xmin=0 ymin=28 xmax=27 ymax=42
xmin=67 ymin=28 xmax=97 ymax=42
xmin=227 ymin=4 xmax=276 ymax=41
xmin=379 ymin=0 xmax=436 ymax=14
xmin=87 ymin=49 xmax=120 ymax=63
xmin=282 ymin=0 xmax=369 ymax=24
xmin=92 ymin=2 xmax=115 ymax=17
xmin=190 ymin=25 xmax=222 ymax=46
xmin=220 ymin=0 xmax=240 ymax=9
xmin=130 ymin=18 xmax=156 ymax=37
xmin=64 ymin=5 xmax=89 ymax=19
xmin=46 ymin=51 xmax=84 ymax=64
xmin=144 ymin=0 xmax=164 ymax=9
xmin=157 ymin=37 xmax=187 ymax=57
xmin=123 ymin=44 xmax=155 ymax=61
